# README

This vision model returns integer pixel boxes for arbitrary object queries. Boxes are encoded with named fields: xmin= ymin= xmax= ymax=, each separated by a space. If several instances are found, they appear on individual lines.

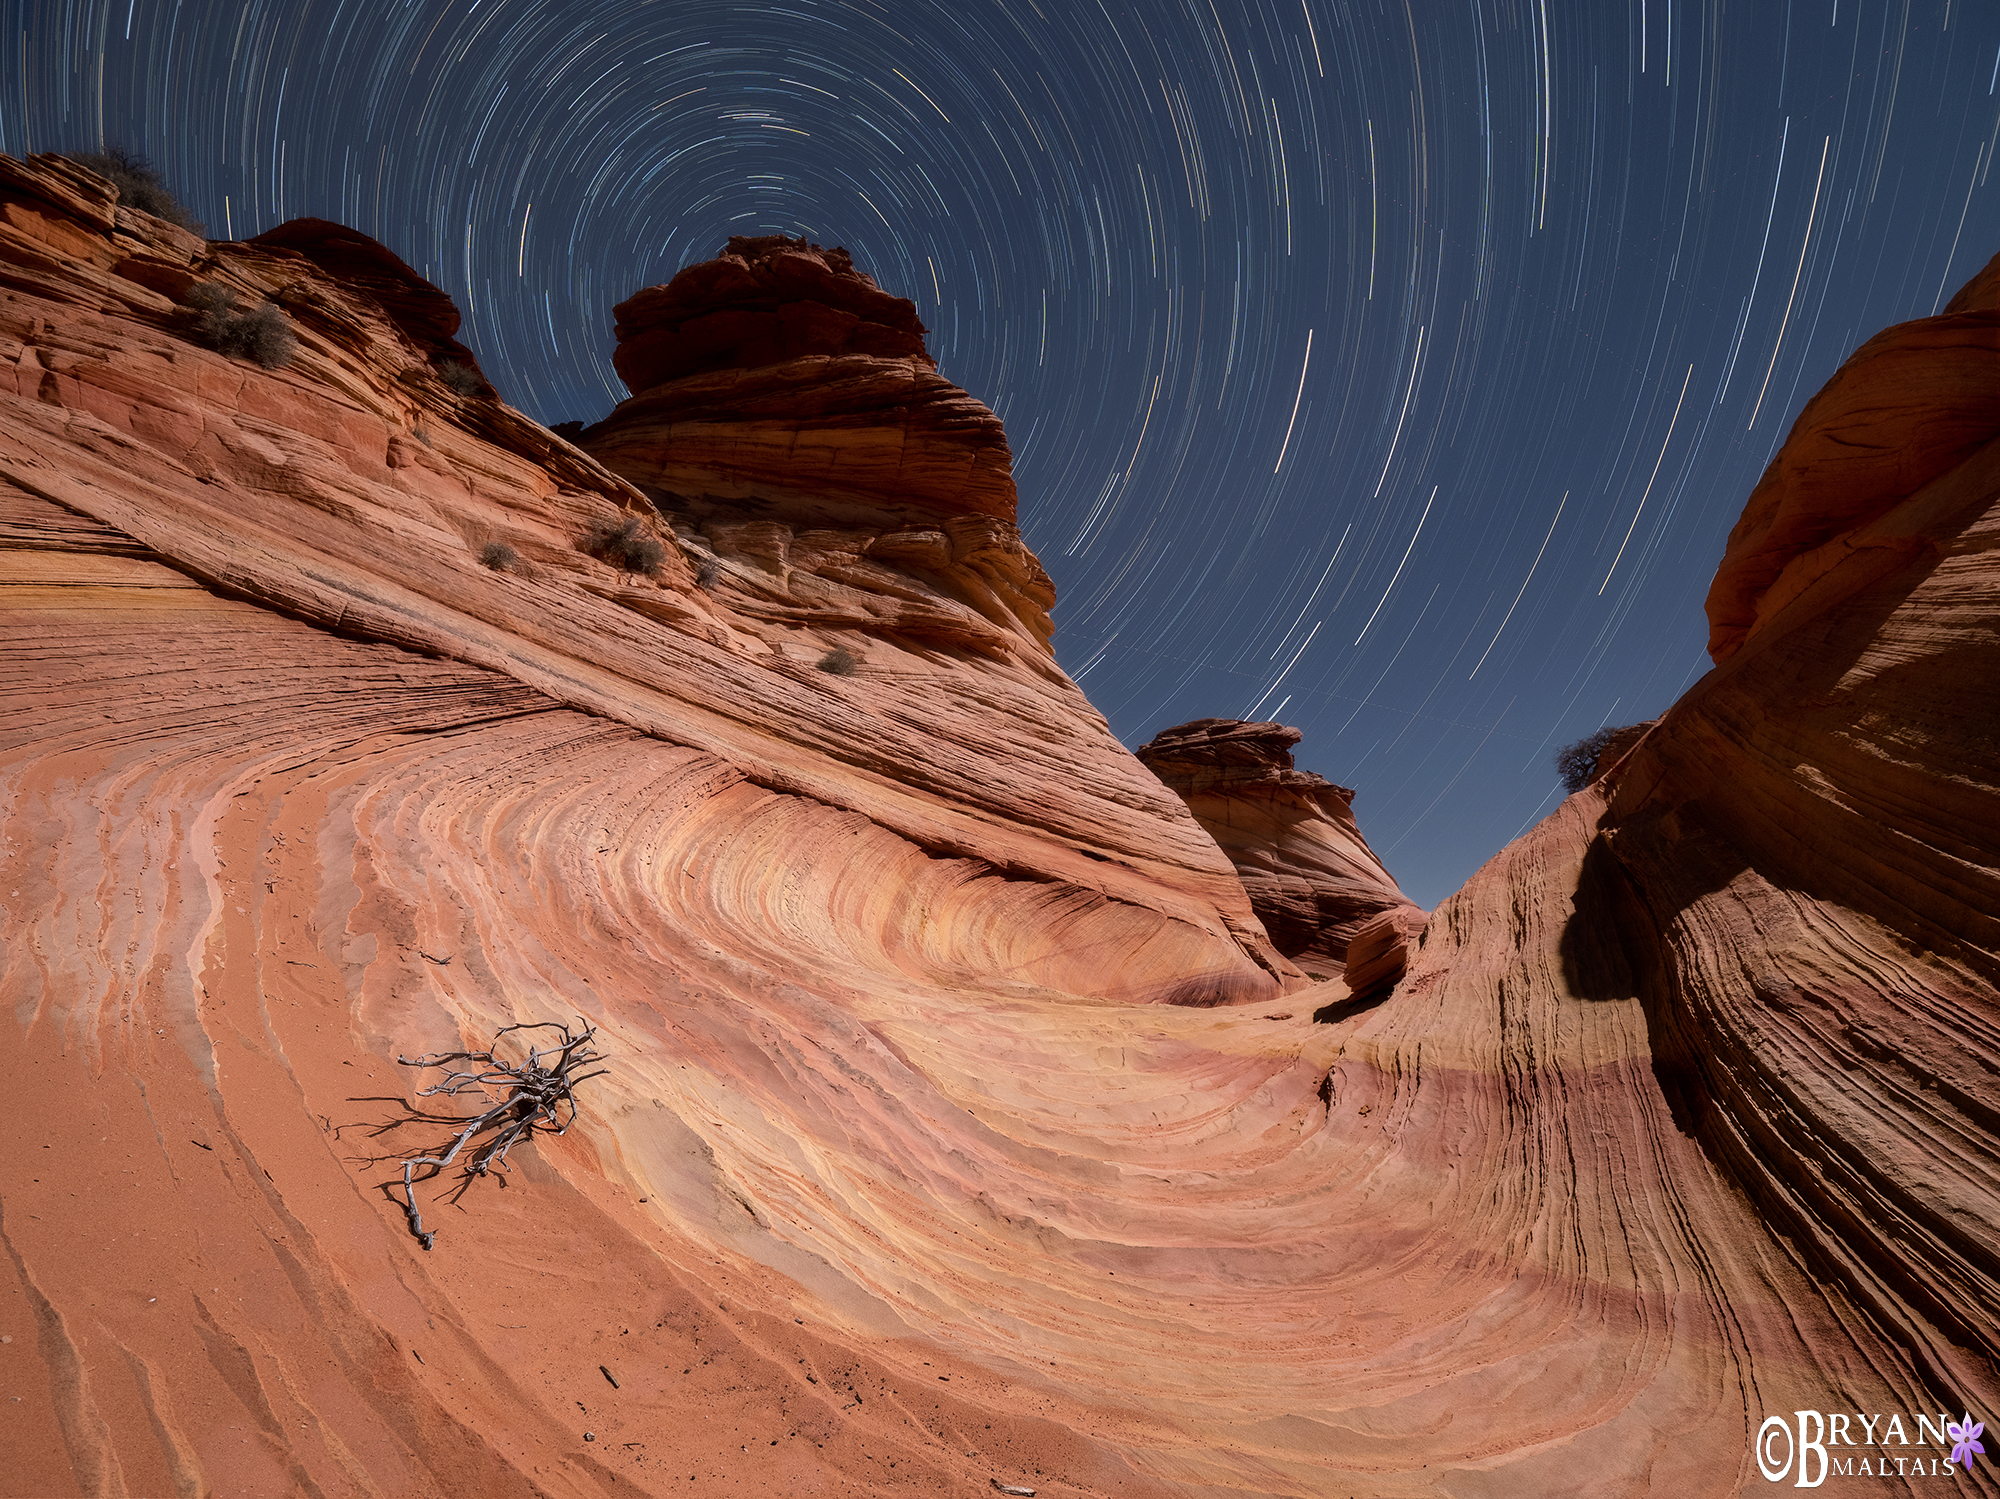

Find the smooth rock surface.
xmin=2 ymin=155 xmax=1996 ymax=1498
xmin=1338 ymin=902 xmax=1432 ymax=998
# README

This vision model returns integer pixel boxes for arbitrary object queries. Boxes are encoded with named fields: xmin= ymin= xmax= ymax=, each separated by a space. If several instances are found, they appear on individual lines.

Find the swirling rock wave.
xmin=1 ymin=151 xmax=1995 ymax=1498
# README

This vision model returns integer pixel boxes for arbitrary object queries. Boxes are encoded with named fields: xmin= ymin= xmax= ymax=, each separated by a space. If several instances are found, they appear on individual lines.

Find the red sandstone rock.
xmin=588 ymin=236 xmax=1015 ymax=522
xmin=1338 ymin=901 xmax=1431 ymax=996
xmin=611 ymin=235 xmax=930 ymax=388
xmin=1136 ymin=717 xmax=1418 ymax=979
xmin=3 ymin=152 xmax=1995 ymax=1498
xmin=1704 ymin=245 xmax=2000 ymax=663
xmin=1584 ymin=355 xmax=2000 ymax=1388
xmin=250 ymin=216 xmax=463 ymax=345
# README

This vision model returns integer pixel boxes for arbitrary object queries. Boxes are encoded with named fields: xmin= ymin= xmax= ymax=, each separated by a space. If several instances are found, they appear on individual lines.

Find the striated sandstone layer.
xmin=2 ymin=151 xmax=1997 ymax=1499
xmin=588 ymin=234 xmax=1016 ymax=523
xmin=1704 ymin=247 xmax=2000 ymax=662
xmin=1136 ymin=718 xmax=1419 ymax=981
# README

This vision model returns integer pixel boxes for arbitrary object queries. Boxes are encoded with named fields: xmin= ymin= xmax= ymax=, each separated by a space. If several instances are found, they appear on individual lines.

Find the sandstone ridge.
xmin=2 ymin=151 xmax=1996 ymax=1498
xmin=1704 ymin=247 xmax=2000 ymax=662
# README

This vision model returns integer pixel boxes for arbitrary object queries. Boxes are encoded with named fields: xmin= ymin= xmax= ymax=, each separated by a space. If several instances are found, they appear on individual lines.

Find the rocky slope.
xmin=1 ymin=151 xmax=1995 ymax=1498
xmin=1135 ymin=717 xmax=1419 ymax=982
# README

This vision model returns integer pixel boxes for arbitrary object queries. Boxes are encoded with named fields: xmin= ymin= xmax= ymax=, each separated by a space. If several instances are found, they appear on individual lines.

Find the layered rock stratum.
xmin=1 ymin=153 xmax=1995 ymax=1497
xmin=1135 ymin=717 xmax=1419 ymax=982
xmin=1703 ymin=242 xmax=2000 ymax=662
xmin=587 ymin=233 xmax=1016 ymax=524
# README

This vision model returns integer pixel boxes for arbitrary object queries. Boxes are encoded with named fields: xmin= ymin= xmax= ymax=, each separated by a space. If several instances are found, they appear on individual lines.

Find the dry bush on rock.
xmin=1555 ymin=725 xmax=1635 ymax=793
xmin=582 ymin=515 xmax=665 ymax=575
xmin=436 ymin=360 xmax=484 ymax=396
xmin=62 ymin=146 xmax=203 ymax=232
xmin=183 ymin=283 xmax=295 ymax=368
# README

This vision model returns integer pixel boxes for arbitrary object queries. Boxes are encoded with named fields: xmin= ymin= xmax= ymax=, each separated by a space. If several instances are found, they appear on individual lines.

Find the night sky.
xmin=8 ymin=1 xmax=1997 ymax=905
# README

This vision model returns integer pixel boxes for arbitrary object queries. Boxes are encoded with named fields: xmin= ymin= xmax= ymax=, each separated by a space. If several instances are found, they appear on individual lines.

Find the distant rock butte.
xmin=588 ymin=233 xmax=1016 ymax=522
xmin=1 ymin=150 xmax=1995 ymax=1499
xmin=1136 ymin=717 xmax=1420 ymax=981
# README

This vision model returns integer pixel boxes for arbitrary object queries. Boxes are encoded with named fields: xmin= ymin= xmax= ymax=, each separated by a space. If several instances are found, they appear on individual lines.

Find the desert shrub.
xmin=582 ymin=515 xmax=665 ymax=575
xmin=817 ymin=647 xmax=859 ymax=676
xmin=1554 ymin=726 xmax=1626 ymax=793
xmin=436 ymin=360 xmax=484 ymax=396
xmin=479 ymin=542 xmax=519 ymax=572
xmin=183 ymin=283 xmax=295 ymax=368
xmin=62 ymin=147 xmax=203 ymax=232
xmin=695 ymin=558 xmax=721 ymax=590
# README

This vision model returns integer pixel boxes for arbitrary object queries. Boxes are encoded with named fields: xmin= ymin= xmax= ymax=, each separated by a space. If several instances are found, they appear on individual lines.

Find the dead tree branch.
xmin=390 ymin=1018 xmax=607 ymax=1249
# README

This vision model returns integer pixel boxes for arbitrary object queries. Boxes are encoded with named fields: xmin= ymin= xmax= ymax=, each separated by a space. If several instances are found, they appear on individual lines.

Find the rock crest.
xmin=1136 ymin=717 xmax=1420 ymax=979
xmin=589 ymin=234 xmax=1016 ymax=522
xmin=1704 ymin=246 xmax=2000 ymax=662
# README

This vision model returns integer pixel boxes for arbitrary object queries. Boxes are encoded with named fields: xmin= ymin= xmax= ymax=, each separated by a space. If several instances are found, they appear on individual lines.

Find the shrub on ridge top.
xmin=61 ymin=146 xmax=203 ymax=232
xmin=1554 ymin=725 xmax=1634 ymax=793
xmin=436 ymin=360 xmax=484 ymax=397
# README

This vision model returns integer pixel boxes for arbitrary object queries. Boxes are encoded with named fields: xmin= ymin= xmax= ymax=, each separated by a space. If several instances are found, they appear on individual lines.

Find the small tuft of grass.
xmin=183 ymin=283 xmax=295 ymax=368
xmin=816 ymin=647 xmax=859 ymax=676
xmin=479 ymin=542 xmax=519 ymax=572
xmin=582 ymin=515 xmax=665 ymax=576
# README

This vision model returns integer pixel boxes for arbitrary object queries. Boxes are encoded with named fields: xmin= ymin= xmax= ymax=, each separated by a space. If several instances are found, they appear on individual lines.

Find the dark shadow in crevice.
xmin=1310 ymin=983 xmax=1396 ymax=1025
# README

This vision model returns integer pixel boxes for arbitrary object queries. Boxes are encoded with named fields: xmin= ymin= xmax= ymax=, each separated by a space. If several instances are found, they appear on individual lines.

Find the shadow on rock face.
xmin=1558 ymin=829 xmax=1662 ymax=1007
xmin=1309 ymin=986 xmax=1396 ymax=1026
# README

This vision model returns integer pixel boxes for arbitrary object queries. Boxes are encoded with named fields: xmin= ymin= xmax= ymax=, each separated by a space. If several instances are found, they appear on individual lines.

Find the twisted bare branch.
xmin=390 ymin=1019 xmax=607 ymax=1249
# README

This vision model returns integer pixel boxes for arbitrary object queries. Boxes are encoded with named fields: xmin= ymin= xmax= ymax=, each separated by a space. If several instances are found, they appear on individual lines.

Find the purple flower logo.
xmin=1949 ymin=1414 xmax=1986 ymax=1467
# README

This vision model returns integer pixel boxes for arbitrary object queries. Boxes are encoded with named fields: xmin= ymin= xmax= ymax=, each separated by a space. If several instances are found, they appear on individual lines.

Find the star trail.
xmin=8 ymin=0 xmax=1996 ymax=903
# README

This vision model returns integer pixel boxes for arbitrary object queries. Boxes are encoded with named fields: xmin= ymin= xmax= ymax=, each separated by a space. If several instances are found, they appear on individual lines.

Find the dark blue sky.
xmin=9 ymin=0 xmax=1996 ymax=904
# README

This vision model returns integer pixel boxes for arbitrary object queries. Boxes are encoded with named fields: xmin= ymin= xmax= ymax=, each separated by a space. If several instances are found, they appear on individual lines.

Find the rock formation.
xmin=586 ymin=234 xmax=1016 ymax=524
xmin=1704 ymin=243 xmax=2000 ymax=662
xmin=2 ymin=150 xmax=1996 ymax=1498
xmin=1136 ymin=717 xmax=1419 ymax=981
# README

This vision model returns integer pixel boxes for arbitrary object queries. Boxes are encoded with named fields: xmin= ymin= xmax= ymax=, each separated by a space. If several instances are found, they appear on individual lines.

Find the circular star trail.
xmin=9 ymin=0 xmax=1997 ymax=901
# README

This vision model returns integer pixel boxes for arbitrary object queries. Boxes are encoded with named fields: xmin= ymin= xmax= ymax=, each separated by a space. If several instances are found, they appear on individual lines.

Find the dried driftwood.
xmin=390 ymin=1018 xmax=607 ymax=1249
